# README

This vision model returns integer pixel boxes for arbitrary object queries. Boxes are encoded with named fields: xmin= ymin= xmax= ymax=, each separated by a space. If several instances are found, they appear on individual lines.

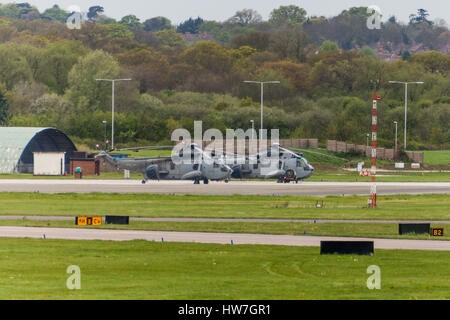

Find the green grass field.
xmin=112 ymin=149 xmax=172 ymax=158
xmin=0 ymin=192 xmax=448 ymax=300
xmin=0 ymin=193 xmax=448 ymax=221
xmin=0 ymin=238 xmax=448 ymax=300
xmin=422 ymin=150 xmax=450 ymax=166
xmin=308 ymin=170 xmax=450 ymax=182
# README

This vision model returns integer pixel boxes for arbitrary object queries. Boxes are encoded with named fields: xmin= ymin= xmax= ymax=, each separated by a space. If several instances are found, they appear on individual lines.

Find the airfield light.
xmin=96 ymin=78 xmax=132 ymax=150
xmin=388 ymin=81 xmax=424 ymax=149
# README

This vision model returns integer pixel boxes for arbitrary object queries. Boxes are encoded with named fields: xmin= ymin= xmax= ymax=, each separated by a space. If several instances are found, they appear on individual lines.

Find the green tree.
xmin=269 ymin=5 xmax=307 ymax=26
xmin=0 ymin=43 xmax=32 ymax=89
xmin=198 ymin=21 xmax=230 ymax=44
xmin=0 ymin=84 xmax=8 ymax=125
xmin=156 ymin=29 xmax=185 ymax=47
xmin=117 ymin=48 xmax=170 ymax=93
xmin=66 ymin=50 xmax=120 ymax=112
xmin=263 ymin=61 xmax=312 ymax=95
xmin=120 ymin=15 xmax=143 ymax=30
xmin=37 ymin=41 xmax=89 ymax=94
xmin=87 ymin=6 xmax=104 ymax=21
xmin=143 ymin=17 xmax=172 ymax=32
xmin=231 ymin=31 xmax=270 ymax=51
xmin=359 ymin=45 xmax=377 ymax=58
xmin=340 ymin=7 xmax=371 ymax=18
xmin=270 ymin=28 xmax=311 ymax=62
xmin=41 ymin=5 xmax=68 ymax=22
xmin=409 ymin=9 xmax=432 ymax=25
xmin=411 ymin=51 xmax=450 ymax=76
xmin=319 ymin=40 xmax=339 ymax=53
xmin=0 ymin=4 xmax=19 ymax=18
xmin=183 ymin=41 xmax=232 ymax=74
xmin=227 ymin=9 xmax=262 ymax=25
xmin=177 ymin=17 xmax=204 ymax=34
xmin=101 ymin=23 xmax=134 ymax=39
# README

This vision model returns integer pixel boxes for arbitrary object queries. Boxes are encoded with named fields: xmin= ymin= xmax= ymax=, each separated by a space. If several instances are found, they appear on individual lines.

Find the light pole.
xmin=388 ymin=81 xmax=424 ymax=150
xmin=393 ymin=121 xmax=398 ymax=157
xmin=102 ymin=120 xmax=107 ymax=150
xmin=243 ymin=81 xmax=280 ymax=132
xmin=250 ymin=120 xmax=254 ymax=140
xmin=96 ymin=78 xmax=132 ymax=150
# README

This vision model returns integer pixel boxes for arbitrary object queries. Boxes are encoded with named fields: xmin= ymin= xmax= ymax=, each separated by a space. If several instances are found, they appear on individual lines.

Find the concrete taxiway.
xmin=0 ymin=180 xmax=449 ymax=196
xmin=0 ymin=226 xmax=448 ymax=251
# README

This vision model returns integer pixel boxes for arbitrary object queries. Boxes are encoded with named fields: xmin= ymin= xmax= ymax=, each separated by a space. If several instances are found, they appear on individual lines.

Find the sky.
xmin=14 ymin=0 xmax=450 ymax=25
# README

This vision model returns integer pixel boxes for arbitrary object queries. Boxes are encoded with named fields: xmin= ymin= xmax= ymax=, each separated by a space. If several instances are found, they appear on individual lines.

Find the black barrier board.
xmin=105 ymin=216 xmax=130 ymax=225
xmin=399 ymin=223 xmax=430 ymax=235
xmin=320 ymin=241 xmax=374 ymax=255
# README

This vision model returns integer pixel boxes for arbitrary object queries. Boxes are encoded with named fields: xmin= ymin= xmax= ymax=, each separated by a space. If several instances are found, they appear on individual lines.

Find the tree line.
xmin=0 ymin=3 xmax=448 ymax=150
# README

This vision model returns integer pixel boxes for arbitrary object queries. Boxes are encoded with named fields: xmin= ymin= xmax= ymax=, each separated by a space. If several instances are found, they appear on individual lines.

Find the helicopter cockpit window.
xmin=297 ymin=159 xmax=306 ymax=168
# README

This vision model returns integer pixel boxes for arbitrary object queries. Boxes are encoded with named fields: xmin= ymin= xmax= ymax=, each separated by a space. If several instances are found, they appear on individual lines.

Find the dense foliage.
xmin=0 ymin=3 xmax=448 ymax=149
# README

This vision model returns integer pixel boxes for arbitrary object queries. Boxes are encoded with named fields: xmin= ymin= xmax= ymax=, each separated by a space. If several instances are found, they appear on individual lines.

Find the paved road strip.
xmin=0 ymin=180 xmax=449 ymax=196
xmin=0 ymin=226 xmax=448 ymax=251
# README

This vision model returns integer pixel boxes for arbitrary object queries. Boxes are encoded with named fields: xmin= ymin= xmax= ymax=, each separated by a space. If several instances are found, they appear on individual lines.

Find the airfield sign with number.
xmin=76 ymin=216 xmax=102 ymax=226
xmin=431 ymin=228 xmax=444 ymax=237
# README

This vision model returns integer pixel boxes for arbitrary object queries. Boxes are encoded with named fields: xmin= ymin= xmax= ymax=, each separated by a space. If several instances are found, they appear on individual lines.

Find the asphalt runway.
xmin=0 ymin=180 xmax=449 ymax=196
xmin=0 ymin=226 xmax=448 ymax=251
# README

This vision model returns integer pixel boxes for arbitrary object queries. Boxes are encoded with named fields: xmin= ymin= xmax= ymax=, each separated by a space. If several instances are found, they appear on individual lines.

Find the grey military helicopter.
xmin=96 ymin=143 xmax=232 ymax=184
xmin=228 ymin=144 xmax=315 ymax=183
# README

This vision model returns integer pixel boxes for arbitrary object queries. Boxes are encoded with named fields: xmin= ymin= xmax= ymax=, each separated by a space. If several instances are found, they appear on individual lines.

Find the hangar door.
xmin=33 ymin=152 xmax=66 ymax=176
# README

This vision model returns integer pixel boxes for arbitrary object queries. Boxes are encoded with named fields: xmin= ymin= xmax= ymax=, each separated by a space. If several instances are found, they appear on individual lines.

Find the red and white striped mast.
xmin=371 ymin=89 xmax=381 ymax=208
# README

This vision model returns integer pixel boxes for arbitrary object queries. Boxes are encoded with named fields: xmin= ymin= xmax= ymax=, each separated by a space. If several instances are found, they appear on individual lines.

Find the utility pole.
xmin=243 ymin=81 xmax=280 ymax=132
xmin=96 ymin=78 xmax=132 ymax=150
xmin=393 ymin=121 xmax=398 ymax=160
xmin=388 ymin=81 xmax=424 ymax=150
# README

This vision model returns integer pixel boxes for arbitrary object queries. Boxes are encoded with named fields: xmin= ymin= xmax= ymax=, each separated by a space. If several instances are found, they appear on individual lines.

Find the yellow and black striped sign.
xmin=76 ymin=216 xmax=102 ymax=226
